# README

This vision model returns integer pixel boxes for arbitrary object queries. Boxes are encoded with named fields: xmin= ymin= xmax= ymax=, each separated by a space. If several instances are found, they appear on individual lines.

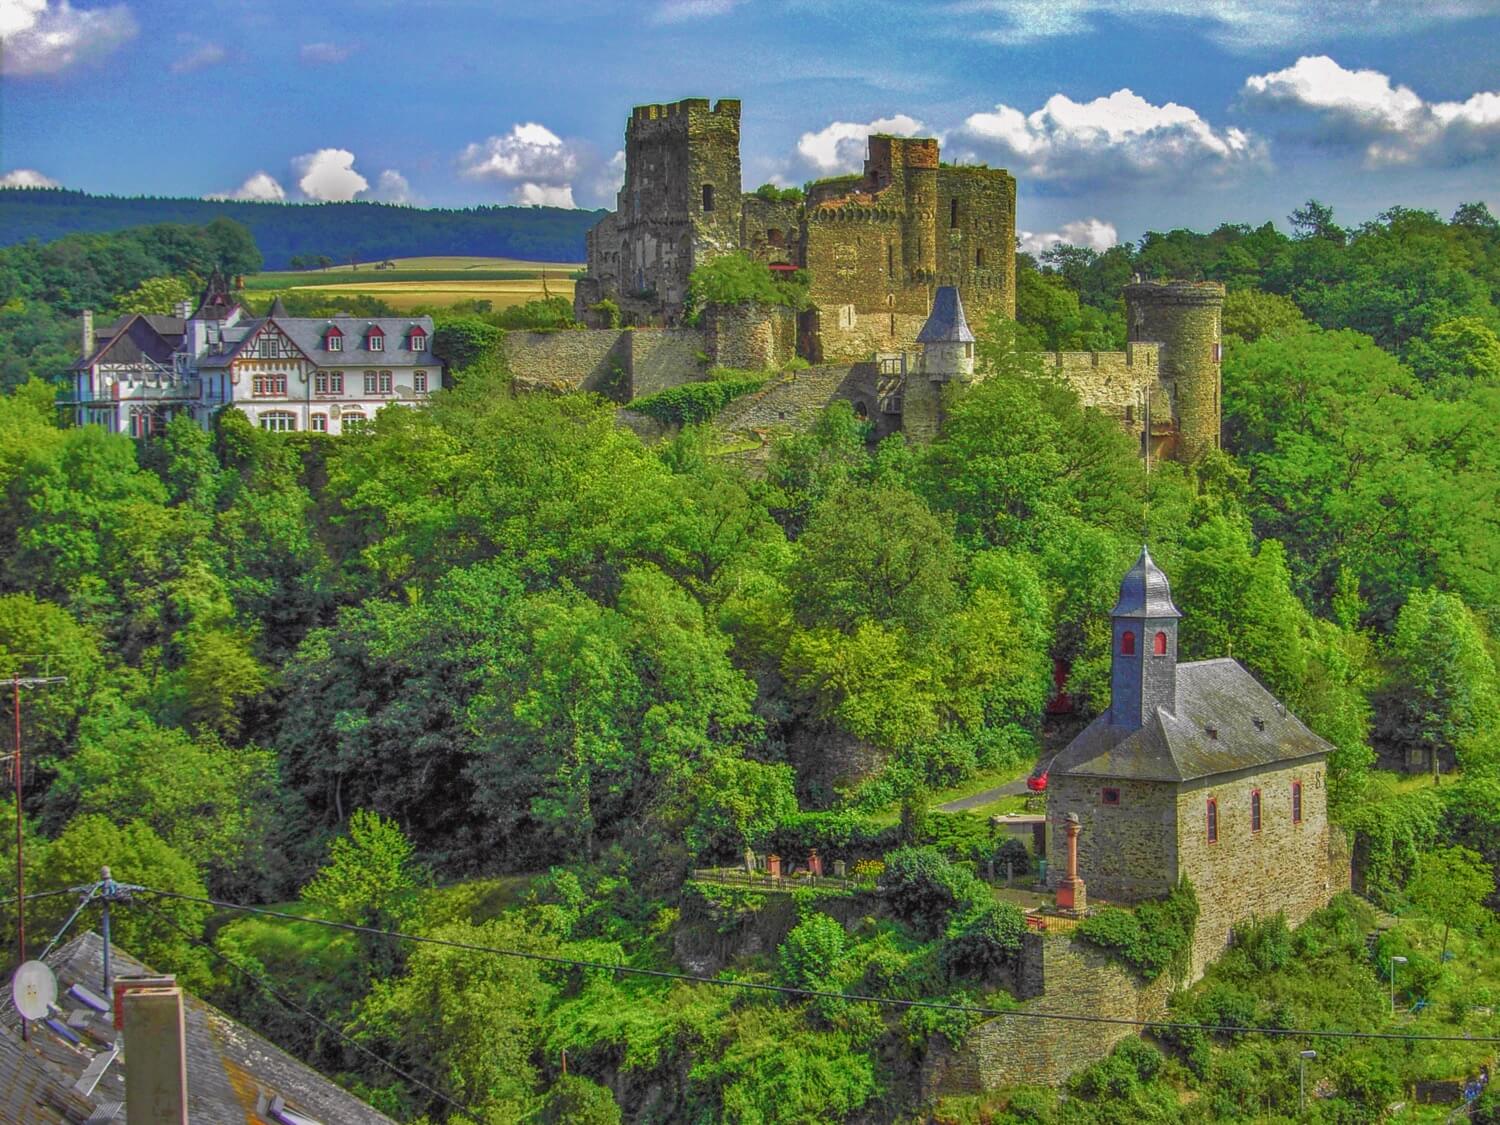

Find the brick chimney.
xmin=81 ymin=309 xmax=94 ymax=361
xmin=122 ymin=983 xmax=189 ymax=1124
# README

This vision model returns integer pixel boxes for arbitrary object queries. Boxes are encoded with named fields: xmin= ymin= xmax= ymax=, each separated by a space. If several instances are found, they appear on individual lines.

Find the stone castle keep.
xmin=506 ymin=96 xmax=1225 ymax=460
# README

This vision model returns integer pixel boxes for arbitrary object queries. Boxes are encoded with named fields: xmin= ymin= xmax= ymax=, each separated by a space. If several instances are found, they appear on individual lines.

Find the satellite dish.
xmin=11 ymin=961 xmax=57 ymax=1022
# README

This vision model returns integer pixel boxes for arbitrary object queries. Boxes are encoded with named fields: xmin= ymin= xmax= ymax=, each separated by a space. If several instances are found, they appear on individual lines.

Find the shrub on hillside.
xmin=877 ymin=846 xmax=991 ymax=938
xmin=1076 ymin=878 xmax=1199 ymax=982
xmin=627 ymin=377 xmax=765 ymax=425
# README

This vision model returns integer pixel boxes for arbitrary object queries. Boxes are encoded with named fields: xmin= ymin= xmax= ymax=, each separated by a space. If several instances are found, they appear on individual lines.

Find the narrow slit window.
xmin=950 ymin=198 xmax=959 ymax=228
xmin=1206 ymin=798 xmax=1218 ymax=844
xmin=1250 ymin=789 xmax=1262 ymax=832
xmin=1292 ymin=780 xmax=1303 ymax=824
xmin=702 ymin=184 xmax=715 ymax=212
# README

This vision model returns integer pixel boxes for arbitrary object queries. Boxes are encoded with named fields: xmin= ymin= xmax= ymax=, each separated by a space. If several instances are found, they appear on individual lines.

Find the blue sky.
xmin=4 ymin=0 xmax=1500 ymax=251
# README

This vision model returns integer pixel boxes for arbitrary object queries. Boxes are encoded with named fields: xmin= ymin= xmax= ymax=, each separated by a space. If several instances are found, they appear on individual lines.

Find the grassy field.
xmin=248 ymin=255 xmax=583 ymax=311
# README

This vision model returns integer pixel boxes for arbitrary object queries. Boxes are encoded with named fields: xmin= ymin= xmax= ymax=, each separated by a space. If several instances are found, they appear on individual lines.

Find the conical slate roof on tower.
xmin=266 ymin=295 xmax=289 ymax=318
xmin=916 ymin=285 xmax=975 ymax=344
xmin=1110 ymin=546 xmax=1182 ymax=618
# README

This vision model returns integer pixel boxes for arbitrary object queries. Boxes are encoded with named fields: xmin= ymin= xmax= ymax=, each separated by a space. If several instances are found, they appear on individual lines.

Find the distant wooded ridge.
xmin=0 ymin=188 xmax=604 ymax=268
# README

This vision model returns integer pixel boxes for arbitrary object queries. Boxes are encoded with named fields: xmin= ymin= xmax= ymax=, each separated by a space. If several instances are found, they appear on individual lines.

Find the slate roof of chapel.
xmin=1053 ymin=658 xmax=1332 ymax=783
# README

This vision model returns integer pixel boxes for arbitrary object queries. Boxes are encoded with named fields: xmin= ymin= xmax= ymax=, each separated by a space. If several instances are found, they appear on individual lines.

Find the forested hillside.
xmin=2 ymin=201 xmax=1499 ymax=1121
xmin=0 ymin=188 xmax=600 ymax=268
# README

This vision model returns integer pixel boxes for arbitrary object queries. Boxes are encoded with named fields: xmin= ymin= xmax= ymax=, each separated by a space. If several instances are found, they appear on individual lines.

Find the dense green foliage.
xmin=0 ymin=187 xmax=599 ymax=268
xmin=685 ymin=252 xmax=809 ymax=320
xmin=3 ymin=199 xmax=1500 ymax=1121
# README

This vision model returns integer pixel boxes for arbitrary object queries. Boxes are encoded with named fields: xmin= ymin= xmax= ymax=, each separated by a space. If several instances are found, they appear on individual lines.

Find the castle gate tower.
xmin=1124 ymin=281 xmax=1225 ymax=462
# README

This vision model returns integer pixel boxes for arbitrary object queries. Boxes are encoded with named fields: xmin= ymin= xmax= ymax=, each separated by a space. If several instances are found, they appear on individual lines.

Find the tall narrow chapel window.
xmin=1153 ymin=630 xmax=1168 ymax=655
xmin=1121 ymin=630 xmax=1136 ymax=655
xmin=950 ymin=198 xmax=959 ymax=228
xmin=702 ymin=184 xmax=715 ymax=212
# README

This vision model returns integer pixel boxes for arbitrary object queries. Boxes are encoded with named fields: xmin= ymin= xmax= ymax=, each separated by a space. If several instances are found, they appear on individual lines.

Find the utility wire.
xmin=138 ymin=887 xmax=1500 ymax=1047
xmin=132 ymin=897 xmax=473 ymax=1118
xmin=0 ymin=888 xmax=84 ymax=908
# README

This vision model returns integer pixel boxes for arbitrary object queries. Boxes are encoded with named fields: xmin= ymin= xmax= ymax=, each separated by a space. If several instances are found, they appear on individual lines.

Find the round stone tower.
xmin=1124 ymin=281 xmax=1225 ymax=462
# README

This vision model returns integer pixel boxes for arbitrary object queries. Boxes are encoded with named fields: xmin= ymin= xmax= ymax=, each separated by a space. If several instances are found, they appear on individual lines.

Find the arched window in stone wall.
xmin=1121 ymin=630 xmax=1135 ymax=655
xmin=1153 ymin=631 xmax=1168 ymax=655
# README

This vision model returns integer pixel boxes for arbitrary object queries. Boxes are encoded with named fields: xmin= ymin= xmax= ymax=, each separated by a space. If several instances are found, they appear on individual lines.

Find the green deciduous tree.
xmin=1405 ymin=845 xmax=1493 ymax=959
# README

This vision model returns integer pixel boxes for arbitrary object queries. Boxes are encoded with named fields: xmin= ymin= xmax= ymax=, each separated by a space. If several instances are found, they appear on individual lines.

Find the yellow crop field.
xmin=291 ymin=277 xmax=576 ymax=311
xmin=348 ymin=255 xmax=583 ymax=271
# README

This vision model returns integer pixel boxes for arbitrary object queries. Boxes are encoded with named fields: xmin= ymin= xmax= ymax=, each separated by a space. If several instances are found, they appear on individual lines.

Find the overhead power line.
xmin=133 ymin=897 xmax=473 ymax=1117
xmin=135 ymin=887 xmax=1500 ymax=1047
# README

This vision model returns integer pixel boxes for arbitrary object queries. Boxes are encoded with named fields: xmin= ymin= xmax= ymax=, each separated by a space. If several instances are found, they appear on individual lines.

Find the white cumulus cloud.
xmin=458 ymin=123 xmax=585 ymax=207
xmin=1018 ymin=217 xmax=1118 ymax=255
xmin=952 ymin=89 xmax=1262 ymax=189
xmin=0 ymin=167 xmax=60 ymax=188
xmin=300 ymin=41 xmax=354 ymax=64
xmin=369 ymin=169 xmax=417 ymax=205
xmin=206 ymin=171 xmax=286 ymax=202
xmin=795 ymin=114 xmax=926 ymax=176
xmin=515 ymin=183 xmax=577 ymax=208
xmin=1 ymin=0 xmax=137 ymax=76
xmin=1243 ymin=55 xmax=1500 ymax=167
xmin=954 ymin=0 xmax=1498 ymax=51
xmin=292 ymin=148 xmax=369 ymax=202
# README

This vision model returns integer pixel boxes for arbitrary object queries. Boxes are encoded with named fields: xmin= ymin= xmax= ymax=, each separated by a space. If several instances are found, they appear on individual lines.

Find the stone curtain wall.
xmin=503 ymin=327 xmax=708 ymax=399
xmin=503 ymin=330 xmax=630 ymax=395
xmin=1038 ymin=344 xmax=1163 ymax=447
xmin=1045 ymin=776 xmax=1180 ymax=903
xmin=922 ymin=933 xmax=1174 ymax=1095
xmin=1174 ymin=757 xmax=1342 ymax=981
xmin=629 ymin=329 xmax=706 ymax=397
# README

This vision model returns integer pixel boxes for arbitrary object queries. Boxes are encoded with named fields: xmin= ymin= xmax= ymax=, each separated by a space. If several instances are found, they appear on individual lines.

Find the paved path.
xmin=936 ymin=776 xmax=1031 ymax=813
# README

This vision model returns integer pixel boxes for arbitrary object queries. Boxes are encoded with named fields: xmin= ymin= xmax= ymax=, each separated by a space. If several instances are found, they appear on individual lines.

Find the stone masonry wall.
xmin=628 ymin=328 xmax=706 ymax=397
xmin=1039 ymin=344 xmax=1164 ymax=447
xmin=922 ymin=933 xmax=1174 ymax=1095
xmin=1175 ymin=756 xmax=1343 ymax=981
xmin=714 ymin=362 xmax=877 ymax=437
xmin=1045 ymin=776 xmax=1179 ymax=904
xmin=503 ymin=330 xmax=629 ymax=395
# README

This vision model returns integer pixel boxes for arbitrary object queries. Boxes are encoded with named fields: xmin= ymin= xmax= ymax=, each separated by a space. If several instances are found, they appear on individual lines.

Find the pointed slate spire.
xmin=266 ymin=295 xmax=289 ymax=319
xmin=1109 ymin=546 xmax=1182 ymax=729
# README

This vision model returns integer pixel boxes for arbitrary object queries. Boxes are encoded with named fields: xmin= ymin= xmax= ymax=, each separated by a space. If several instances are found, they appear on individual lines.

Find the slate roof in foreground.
xmin=1053 ymin=658 xmax=1332 ymax=783
xmin=0 ymin=931 xmax=394 ymax=1124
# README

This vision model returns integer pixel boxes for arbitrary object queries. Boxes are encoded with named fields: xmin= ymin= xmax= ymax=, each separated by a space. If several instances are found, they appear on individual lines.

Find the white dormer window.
xmin=410 ymin=330 xmax=427 ymax=351
xmin=367 ymin=326 xmax=385 ymax=352
xmin=325 ymin=327 xmax=343 ymax=352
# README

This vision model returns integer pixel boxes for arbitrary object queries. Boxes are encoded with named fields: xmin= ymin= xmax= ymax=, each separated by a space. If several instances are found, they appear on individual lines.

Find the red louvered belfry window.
xmin=1121 ymin=630 xmax=1136 ymax=655
xmin=1153 ymin=631 xmax=1168 ymax=655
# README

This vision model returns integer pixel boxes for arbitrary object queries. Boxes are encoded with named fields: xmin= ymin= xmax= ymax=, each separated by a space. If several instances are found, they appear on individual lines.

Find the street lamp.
xmin=1299 ymin=1049 xmax=1317 ymax=1113
xmin=1390 ymin=955 xmax=1408 ymax=1016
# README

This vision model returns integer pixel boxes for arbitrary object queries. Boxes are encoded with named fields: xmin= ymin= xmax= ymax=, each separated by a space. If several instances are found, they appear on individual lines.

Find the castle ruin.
xmin=520 ymin=96 xmax=1225 ymax=461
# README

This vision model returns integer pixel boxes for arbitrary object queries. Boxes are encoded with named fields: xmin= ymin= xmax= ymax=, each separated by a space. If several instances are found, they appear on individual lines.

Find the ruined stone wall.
xmin=628 ymin=328 xmax=708 ymax=397
xmin=1175 ymin=756 xmax=1341 ymax=981
xmin=701 ymin=303 xmax=794 ymax=370
xmin=740 ymin=195 xmax=801 ymax=264
xmin=922 ymin=934 xmax=1174 ymax=1095
xmin=1125 ymin=281 xmax=1224 ymax=462
xmin=1045 ymin=776 xmax=1180 ymax=904
xmin=503 ymin=330 xmax=630 ymax=395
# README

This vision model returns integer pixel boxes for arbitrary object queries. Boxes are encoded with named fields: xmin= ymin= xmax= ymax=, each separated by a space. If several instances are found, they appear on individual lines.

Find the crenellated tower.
xmin=1124 ymin=281 xmax=1225 ymax=462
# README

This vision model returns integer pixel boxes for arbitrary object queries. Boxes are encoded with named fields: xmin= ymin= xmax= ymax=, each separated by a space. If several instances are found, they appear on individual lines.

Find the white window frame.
xmin=327 ymin=333 xmax=343 ymax=352
xmin=368 ymin=331 xmax=385 ymax=352
xmin=258 ymin=411 xmax=297 ymax=432
xmin=410 ymin=332 xmax=427 ymax=352
xmin=364 ymin=371 xmax=378 ymax=395
xmin=413 ymin=371 xmax=428 ymax=393
xmin=378 ymin=370 xmax=392 ymax=395
xmin=310 ymin=413 xmax=328 ymax=432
